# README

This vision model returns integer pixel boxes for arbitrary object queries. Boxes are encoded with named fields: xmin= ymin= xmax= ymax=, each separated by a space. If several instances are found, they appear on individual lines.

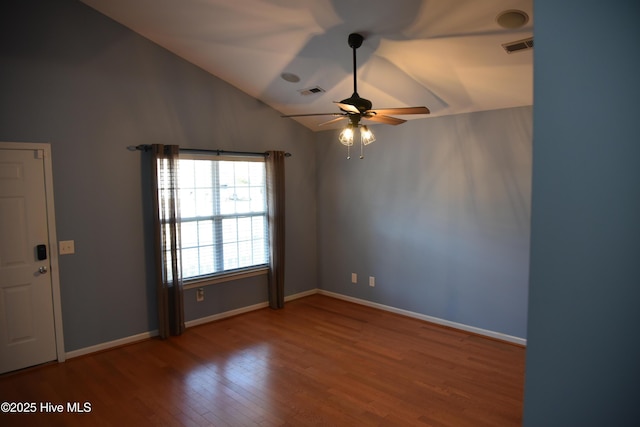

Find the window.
xmin=176 ymin=154 xmax=268 ymax=282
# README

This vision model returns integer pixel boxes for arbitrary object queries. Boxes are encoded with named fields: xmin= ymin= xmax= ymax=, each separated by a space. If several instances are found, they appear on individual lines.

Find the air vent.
xmin=502 ymin=37 xmax=534 ymax=54
xmin=298 ymin=86 xmax=325 ymax=96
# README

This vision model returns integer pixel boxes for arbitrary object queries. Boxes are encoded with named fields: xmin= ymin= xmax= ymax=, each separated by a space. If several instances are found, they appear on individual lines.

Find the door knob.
xmin=39 ymin=266 xmax=48 ymax=274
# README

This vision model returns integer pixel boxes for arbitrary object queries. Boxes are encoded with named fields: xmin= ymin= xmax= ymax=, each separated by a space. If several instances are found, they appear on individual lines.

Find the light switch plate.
xmin=59 ymin=240 xmax=75 ymax=255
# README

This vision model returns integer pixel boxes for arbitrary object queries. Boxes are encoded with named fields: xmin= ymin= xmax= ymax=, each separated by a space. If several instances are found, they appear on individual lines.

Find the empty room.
xmin=1 ymin=0 xmax=638 ymax=426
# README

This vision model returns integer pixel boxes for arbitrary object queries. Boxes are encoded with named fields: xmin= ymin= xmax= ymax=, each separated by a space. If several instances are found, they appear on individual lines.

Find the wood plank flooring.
xmin=0 ymin=294 xmax=525 ymax=426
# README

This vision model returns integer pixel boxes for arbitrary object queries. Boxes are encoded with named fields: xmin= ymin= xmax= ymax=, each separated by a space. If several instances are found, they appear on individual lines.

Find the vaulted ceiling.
xmin=80 ymin=0 xmax=533 ymax=131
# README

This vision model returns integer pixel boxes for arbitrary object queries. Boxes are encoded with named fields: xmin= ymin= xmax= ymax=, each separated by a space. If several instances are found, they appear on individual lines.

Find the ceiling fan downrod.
xmin=348 ymin=33 xmax=363 ymax=96
xmin=341 ymin=33 xmax=372 ymax=113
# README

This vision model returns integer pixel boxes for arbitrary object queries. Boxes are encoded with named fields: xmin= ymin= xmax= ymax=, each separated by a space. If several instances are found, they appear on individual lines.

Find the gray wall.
xmin=1 ymin=0 xmax=535 ymax=359
xmin=5 ymin=0 xmax=639 ymax=422
xmin=316 ymin=106 xmax=532 ymax=339
xmin=523 ymin=1 xmax=640 ymax=425
xmin=0 ymin=0 xmax=317 ymax=352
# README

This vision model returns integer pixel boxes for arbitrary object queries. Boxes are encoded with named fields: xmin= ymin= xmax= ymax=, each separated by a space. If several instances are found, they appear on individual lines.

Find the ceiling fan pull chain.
xmin=346 ymin=144 xmax=351 ymax=160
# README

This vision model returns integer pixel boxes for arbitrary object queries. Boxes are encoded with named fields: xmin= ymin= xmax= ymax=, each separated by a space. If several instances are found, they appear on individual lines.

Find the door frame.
xmin=1 ymin=142 xmax=65 ymax=363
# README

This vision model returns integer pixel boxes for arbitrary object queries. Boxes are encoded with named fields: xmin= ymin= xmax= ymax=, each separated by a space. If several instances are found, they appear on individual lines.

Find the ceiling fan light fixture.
xmin=339 ymin=124 xmax=355 ymax=146
xmin=361 ymin=125 xmax=375 ymax=145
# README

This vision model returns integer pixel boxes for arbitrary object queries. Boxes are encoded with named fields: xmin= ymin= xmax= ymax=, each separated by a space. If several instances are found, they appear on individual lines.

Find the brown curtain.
xmin=151 ymin=144 xmax=185 ymax=338
xmin=266 ymin=151 xmax=286 ymax=309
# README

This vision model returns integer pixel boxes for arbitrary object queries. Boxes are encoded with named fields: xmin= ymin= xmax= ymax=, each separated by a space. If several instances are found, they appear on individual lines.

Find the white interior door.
xmin=0 ymin=145 xmax=60 ymax=373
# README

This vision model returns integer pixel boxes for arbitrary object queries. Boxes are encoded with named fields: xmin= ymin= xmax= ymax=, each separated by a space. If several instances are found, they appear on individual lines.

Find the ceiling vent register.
xmin=502 ymin=37 xmax=534 ymax=54
xmin=298 ymin=86 xmax=326 ymax=96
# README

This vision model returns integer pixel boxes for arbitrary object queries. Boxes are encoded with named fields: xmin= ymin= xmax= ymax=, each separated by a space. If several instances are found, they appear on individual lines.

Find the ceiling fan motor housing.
xmin=340 ymin=93 xmax=372 ymax=113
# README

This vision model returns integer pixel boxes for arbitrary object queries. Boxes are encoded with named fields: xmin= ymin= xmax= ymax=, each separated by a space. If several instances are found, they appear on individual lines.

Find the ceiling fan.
xmin=281 ymin=33 xmax=431 ymax=129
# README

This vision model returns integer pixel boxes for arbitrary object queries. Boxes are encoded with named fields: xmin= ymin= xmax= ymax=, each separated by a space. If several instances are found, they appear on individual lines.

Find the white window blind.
xmin=175 ymin=155 xmax=268 ymax=281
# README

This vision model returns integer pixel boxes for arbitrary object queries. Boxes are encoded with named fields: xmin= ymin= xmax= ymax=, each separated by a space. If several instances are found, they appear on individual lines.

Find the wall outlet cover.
xmin=59 ymin=240 xmax=75 ymax=255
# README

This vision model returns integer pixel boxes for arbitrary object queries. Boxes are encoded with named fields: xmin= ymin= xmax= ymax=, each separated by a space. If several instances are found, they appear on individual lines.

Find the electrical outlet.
xmin=351 ymin=273 xmax=358 ymax=284
xmin=59 ymin=240 xmax=75 ymax=255
xmin=196 ymin=288 xmax=205 ymax=302
xmin=369 ymin=276 xmax=375 ymax=287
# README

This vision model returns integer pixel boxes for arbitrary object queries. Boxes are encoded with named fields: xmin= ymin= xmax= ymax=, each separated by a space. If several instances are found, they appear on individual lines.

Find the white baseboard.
xmin=65 ymin=288 xmax=524 ymax=359
xmin=65 ymin=330 xmax=159 ymax=359
xmin=65 ymin=289 xmax=319 ymax=359
xmin=285 ymin=288 xmax=318 ymax=301
xmin=185 ymin=288 xmax=318 ymax=328
xmin=185 ymin=301 xmax=270 ymax=328
xmin=317 ymin=290 xmax=527 ymax=346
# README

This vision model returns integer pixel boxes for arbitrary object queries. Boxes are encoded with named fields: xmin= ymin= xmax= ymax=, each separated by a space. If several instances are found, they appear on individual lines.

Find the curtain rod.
xmin=127 ymin=144 xmax=291 ymax=158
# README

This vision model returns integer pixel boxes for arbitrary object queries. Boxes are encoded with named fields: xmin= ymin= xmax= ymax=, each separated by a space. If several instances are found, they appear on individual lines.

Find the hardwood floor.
xmin=0 ymin=294 xmax=525 ymax=426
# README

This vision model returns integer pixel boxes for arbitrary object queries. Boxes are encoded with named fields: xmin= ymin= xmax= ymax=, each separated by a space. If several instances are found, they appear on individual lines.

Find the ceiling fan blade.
xmin=364 ymin=114 xmax=407 ymax=125
xmin=282 ymin=34 xmax=431 ymax=130
xmin=281 ymin=112 xmax=343 ymax=118
xmin=334 ymin=102 xmax=360 ymax=114
xmin=318 ymin=116 xmax=348 ymax=126
xmin=367 ymin=106 xmax=431 ymax=116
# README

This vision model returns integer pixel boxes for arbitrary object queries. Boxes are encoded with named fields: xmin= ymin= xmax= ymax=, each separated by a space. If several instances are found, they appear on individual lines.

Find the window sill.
xmin=183 ymin=266 xmax=269 ymax=289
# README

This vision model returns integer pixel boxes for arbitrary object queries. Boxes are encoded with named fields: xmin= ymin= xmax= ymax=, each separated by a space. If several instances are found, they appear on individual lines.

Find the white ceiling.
xmin=80 ymin=0 xmax=533 ymax=131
